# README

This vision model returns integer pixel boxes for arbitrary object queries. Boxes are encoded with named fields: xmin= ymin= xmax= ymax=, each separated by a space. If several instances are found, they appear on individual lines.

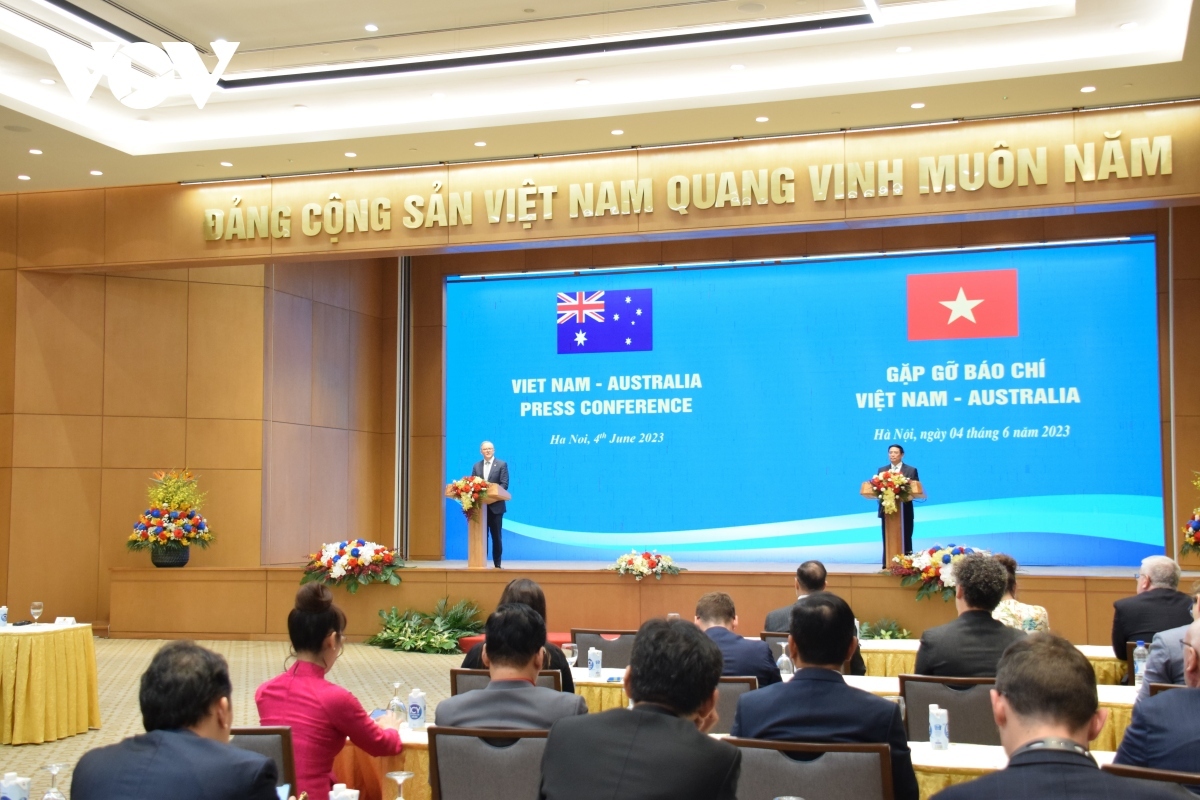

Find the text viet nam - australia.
xmin=511 ymin=373 xmax=702 ymax=416
xmin=856 ymin=359 xmax=1080 ymax=410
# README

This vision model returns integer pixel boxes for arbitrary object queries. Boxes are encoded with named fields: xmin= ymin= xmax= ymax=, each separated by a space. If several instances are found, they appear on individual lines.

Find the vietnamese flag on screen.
xmin=907 ymin=269 xmax=1019 ymax=340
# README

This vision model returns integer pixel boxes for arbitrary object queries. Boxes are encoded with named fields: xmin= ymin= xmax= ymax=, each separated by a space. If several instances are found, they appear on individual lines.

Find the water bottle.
xmin=776 ymin=646 xmax=794 ymax=676
xmin=407 ymin=687 xmax=427 ymax=729
xmin=1133 ymin=640 xmax=1148 ymax=686
xmin=0 ymin=606 xmax=7 ymax=626
xmin=929 ymin=705 xmax=949 ymax=750
xmin=588 ymin=647 xmax=603 ymax=678
xmin=1 ymin=772 xmax=31 ymax=800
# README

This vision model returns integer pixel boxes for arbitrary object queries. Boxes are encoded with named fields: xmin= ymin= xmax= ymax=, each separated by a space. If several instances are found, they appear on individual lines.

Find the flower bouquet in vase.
xmin=890 ymin=544 xmax=989 ymax=601
xmin=126 ymin=471 xmax=214 ymax=568
xmin=445 ymin=476 xmax=490 ymax=519
xmin=868 ymin=471 xmax=913 ymax=514
xmin=302 ymin=539 xmax=406 ymax=594
xmin=607 ymin=550 xmax=683 ymax=581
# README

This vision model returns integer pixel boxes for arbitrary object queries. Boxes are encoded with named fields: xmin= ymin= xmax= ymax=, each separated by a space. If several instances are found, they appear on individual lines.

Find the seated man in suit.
xmin=694 ymin=591 xmax=781 ymax=688
xmin=1116 ymin=617 xmax=1200 ymax=779
xmin=435 ymin=603 xmax=587 ymax=728
xmin=72 ymin=641 xmax=280 ymax=800
xmin=915 ymin=554 xmax=1025 ymax=677
xmin=932 ymin=633 xmax=1188 ymax=800
xmin=1113 ymin=556 xmax=1195 ymax=667
xmin=731 ymin=593 xmax=919 ymax=800
xmin=763 ymin=560 xmax=867 ymax=675
xmin=1138 ymin=581 xmax=1200 ymax=701
xmin=539 ymin=618 xmax=741 ymax=800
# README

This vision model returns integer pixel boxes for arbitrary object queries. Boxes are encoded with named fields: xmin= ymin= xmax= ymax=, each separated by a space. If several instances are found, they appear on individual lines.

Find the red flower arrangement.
xmin=446 ymin=475 xmax=490 ymax=519
xmin=302 ymin=539 xmax=406 ymax=593
xmin=868 ymin=471 xmax=913 ymax=515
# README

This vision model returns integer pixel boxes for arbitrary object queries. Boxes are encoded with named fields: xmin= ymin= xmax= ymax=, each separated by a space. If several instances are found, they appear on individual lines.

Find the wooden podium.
xmin=861 ymin=479 xmax=924 ymax=563
xmin=445 ymin=482 xmax=511 ymax=569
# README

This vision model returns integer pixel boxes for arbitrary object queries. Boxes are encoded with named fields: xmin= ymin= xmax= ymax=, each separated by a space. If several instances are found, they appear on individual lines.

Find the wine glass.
xmin=385 ymin=770 xmax=414 ymax=800
xmin=562 ymin=643 xmax=578 ymax=667
xmin=41 ymin=763 xmax=66 ymax=800
xmin=31 ymin=602 xmax=43 ymax=623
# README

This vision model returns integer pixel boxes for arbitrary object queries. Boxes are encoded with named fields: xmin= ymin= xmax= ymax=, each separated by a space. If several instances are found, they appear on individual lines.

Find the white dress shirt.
xmin=482 ymin=459 xmax=493 ymax=481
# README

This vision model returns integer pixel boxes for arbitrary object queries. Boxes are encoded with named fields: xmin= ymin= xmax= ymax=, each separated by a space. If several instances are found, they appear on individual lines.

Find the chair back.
xmin=760 ymin=632 xmax=789 ymax=660
xmin=728 ymin=737 xmax=893 ymax=800
xmin=571 ymin=629 xmax=638 ymax=669
xmin=1149 ymin=682 xmax=1184 ymax=697
xmin=229 ymin=726 xmax=296 ymax=792
xmin=898 ymin=674 xmax=999 ymax=745
xmin=428 ymin=726 xmax=549 ymax=800
xmin=449 ymin=668 xmax=562 ymax=696
xmin=1102 ymin=762 xmax=1200 ymax=790
xmin=712 ymin=676 xmax=758 ymax=734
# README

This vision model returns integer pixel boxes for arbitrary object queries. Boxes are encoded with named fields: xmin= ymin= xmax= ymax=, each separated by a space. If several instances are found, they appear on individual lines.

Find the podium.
xmin=861 ymin=479 xmax=924 ymax=564
xmin=445 ymin=482 xmax=511 ymax=569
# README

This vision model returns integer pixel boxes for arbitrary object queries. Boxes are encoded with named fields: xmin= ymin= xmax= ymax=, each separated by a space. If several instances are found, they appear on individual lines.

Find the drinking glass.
xmin=562 ymin=643 xmax=578 ymax=667
xmin=30 ymin=602 xmax=43 ymax=623
xmin=387 ymin=680 xmax=408 ymax=728
xmin=41 ymin=764 xmax=66 ymax=800
xmin=385 ymin=770 xmax=414 ymax=800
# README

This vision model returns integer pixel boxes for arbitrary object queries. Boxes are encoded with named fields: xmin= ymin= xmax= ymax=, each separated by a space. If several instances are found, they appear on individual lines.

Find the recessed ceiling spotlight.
xmin=345 ymin=152 xmax=357 ymax=157
xmin=1119 ymin=21 xmax=1138 ymax=30
xmin=575 ymin=78 xmax=590 ymax=86
xmin=911 ymin=102 xmax=925 ymax=109
xmin=1080 ymin=86 xmax=1096 ymax=93
xmin=90 ymin=170 xmax=103 ymax=176
xmin=364 ymin=23 xmax=378 ymax=32
xmin=28 ymin=149 xmax=42 ymax=155
xmin=474 ymin=141 xmax=486 ymax=147
xmin=730 ymin=64 xmax=745 ymax=71
xmin=17 ymin=175 xmax=29 ymax=181
xmin=220 ymin=161 xmax=233 ymax=167
xmin=293 ymin=104 xmax=309 ymax=112
xmin=611 ymin=129 xmax=624 ymax=135
xmin=755 ymin=116 xmax=769 ymax=122
xmin=39 ymin=78 xmax=56 ymax=85
xmin=523 ymin=7 xmax=536 ymax=12
xmin=896 ymin=46 xmax=913 ymax=53
xmin=214 ymin=38 xmax=227 ymax=45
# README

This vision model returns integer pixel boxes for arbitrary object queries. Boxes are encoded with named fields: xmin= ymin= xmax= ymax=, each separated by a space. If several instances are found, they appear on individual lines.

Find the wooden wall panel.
xmin=12 ymin=414 xmax=102 ymax=468
xmin=0 ymin=271 xmax=15 ymax=416
xmin=0 ymin=195 xmax=15 ymax=270
xmin=14 ymin=272 xmax=105 ymax=415
xmin=311 ymin=301 xmax=350 ymax=429
xmin=109 ymin=569 xmax=268 ymax=637
xmin=16 ymin=190 xmax=104 ymax=268
xmin=186 ymin=282 xmax=265 ymax=420
xmin=269 ymin=290 xmax=313 ymax=426
xmin=103 ymin=276 xmax=189 ymax=418
xmin=187 ymin=469 xmax=263 ymax=568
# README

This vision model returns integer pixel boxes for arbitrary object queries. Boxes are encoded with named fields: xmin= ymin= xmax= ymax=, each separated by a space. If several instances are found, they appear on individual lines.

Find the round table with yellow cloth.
xmin=910 ymin=742 xmax=1116 ymax=799
xmin=0 ymin=623 xmax=101 ymax=745
xmin=858 ymin=640 xmax=1126 ymax=685
xmin=334 ymin=731 xmax=430 ymax=800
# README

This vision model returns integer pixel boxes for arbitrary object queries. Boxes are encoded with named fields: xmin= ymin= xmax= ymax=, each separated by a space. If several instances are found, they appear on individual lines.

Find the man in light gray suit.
xmin=1138 ymin=583 xmax=1199 ymax=701
xmin=435 ymin=603 xmax=587 ymax=728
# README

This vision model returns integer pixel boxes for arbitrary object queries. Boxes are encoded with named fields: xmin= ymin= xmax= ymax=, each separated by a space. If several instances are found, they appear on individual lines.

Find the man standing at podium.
xmin=472 ymin=441 xmax=509 ymax=568
xmin=878 ymin=444 xmax=918 ymax=565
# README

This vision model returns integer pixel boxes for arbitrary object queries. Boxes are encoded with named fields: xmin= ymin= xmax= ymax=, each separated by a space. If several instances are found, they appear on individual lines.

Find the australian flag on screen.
xmin=556 ymin=289 xmax=653 ymax=355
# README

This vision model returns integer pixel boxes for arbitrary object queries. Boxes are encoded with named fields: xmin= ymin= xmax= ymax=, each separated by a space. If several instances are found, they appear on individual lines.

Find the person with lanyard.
xmin=930 ymin=633 xmax=1188 ymax=799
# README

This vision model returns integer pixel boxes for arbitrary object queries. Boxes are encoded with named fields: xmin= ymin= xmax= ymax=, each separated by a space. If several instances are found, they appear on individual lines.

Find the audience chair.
xmin=760 ymin=632 xmax=790 ymax=661
xmin=1102 ymin=762 xmax=1200 ymax=791
xmin=712 ymin=676 xmax=758 ymax=735
xmin=571 ymin=629 xmax=638 ymax=669
xmin=898 ymin=674 xmax=999 ymax=745
xmin=727 ymin=737 xmax=894 ymax=800
xmin=428 ymin=726 xmax=549 ymax=800
xmin=1149 ymin=682 xmax=1185 ymax=697
xmin=229 ymin=726 xmax=296 ymax=794
xmin=449 ymin=668 xmax=563 ymax=695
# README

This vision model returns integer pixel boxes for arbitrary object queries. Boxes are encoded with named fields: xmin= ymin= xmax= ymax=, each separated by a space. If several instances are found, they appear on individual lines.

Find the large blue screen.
xmin=445 ymin=239 xmax=1163 ymax=566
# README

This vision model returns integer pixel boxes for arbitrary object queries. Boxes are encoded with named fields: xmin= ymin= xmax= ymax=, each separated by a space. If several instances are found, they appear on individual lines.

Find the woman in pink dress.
xmin=256 ymin=584 xmax=402 ymax=800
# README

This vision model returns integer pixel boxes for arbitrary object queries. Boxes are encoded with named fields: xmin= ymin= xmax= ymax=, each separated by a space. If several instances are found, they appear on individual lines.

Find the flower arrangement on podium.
xmin=302 ymin=539 xmax=405 ymax=594
xmin=1181 ymin=472 xmax=1200 ymax=557
xmin=607 ymin=550 xmax=683 ymax=581
xmin=126 ymin=470 xmax=214 ymax=568
xmin=890 ymin=544 xmax=990 ymax=602
xmin=446 ymin=476 xmax=490 ymax=519
xmin=868 ymin=471 xmax=913 ymax=514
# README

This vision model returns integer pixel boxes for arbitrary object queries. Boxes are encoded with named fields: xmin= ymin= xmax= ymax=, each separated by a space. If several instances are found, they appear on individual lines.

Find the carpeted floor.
xmin=0 ymin=638 xmax=462 ymax=798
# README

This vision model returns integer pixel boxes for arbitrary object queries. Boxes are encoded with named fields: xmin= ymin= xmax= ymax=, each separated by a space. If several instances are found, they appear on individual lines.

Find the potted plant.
xmin=126 ymin=471 xmax=214 ymax=567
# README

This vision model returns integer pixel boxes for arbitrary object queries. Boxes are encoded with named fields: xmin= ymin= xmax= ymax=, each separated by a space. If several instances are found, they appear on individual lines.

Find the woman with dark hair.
xmin=992 ymin=553 xmax=1050 ymax=632
xmin=460 ymin=577 xmax=575 ymax=693
xmin=256 ymin=583 xmax=402 ymax=800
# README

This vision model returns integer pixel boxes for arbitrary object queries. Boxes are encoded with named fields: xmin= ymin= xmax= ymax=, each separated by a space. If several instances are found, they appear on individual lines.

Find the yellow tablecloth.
xmin=859 ymin=641 xmax=1126 ymax=686
xmin=0 ymin=623 xmax=101 ymax=745
xmin=334 ymin=732 xmax=429 ymax=800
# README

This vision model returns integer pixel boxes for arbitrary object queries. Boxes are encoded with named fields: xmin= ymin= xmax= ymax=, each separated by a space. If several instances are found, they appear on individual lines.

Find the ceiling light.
xmin=90 ymin=170 xmax=103 ymax=176
xmin=17 ymin=175 xmax=29 ymax=181
xmin=220 ymin=161 xmax=233 ymax=166
xmin=755 ymin=116 xmax=769 ymax=122
xmin=1080 ymin=86 xmax=1096 ymax=93
xmin=214 ymin=38 xmax=228 ymax=45
xmin=896 ymin=46 xmax=913 ymax=53
xmin=344 ymin=152 xmax=357 ymax=157
xmin=523 ymin=8 xmax=536 ymax=12
xmin=611 ymin=129 xmax=624 ymax=135
xmin=474 ymin=141 xmax=486 ymax=147
xmin=28 ymin=149 xmax=41 ymax=155
xmin=730 ymin=64 xmax=745 ymax=71
xmin=1119 ymin=21 xmax=1139 ymax=30
xmin=39 ymin=78 xmax=55 ymax=85
xmin=575 ymin=79 xmax=590 ymax=86
xmin=911 ymin=102 xmax=925 ymax=109
xmin=364 ymin=23 xmax=379 ymax=32
xmin=293 ymin=104 xmax=309 ymax=112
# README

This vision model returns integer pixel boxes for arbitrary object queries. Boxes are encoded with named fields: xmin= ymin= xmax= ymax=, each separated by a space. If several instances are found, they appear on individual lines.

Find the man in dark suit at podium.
xmin=471 ymin=440 xmax=509 ymax=569
xmin=878 ymin=444 xmax=918 ymax=566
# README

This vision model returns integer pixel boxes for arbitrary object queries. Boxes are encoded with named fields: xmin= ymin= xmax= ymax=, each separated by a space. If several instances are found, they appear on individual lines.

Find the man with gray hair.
xmin=471 ymin=440 xmax=509 ymax=568
xmin=1111 ymin=555 xmax=1194 ymax=664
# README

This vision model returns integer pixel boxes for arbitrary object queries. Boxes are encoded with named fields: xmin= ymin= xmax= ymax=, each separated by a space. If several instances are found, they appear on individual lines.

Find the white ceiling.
xmin=0 ymin=0 xmax=1196 ymax=192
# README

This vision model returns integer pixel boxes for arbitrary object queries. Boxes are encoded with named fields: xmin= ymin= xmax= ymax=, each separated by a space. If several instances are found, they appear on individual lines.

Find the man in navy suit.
xmin=731 ymin=593 xmax=919 ymax=800
xmin=931 ymin=633 xmax=1188 ymax=800
xmin=878 ymin=443 xmax=919 ymax=565
xmin=72 ymin=641 xmax=280 ymax=800
xmin=694 ymin=591 xmax=781 ymax=688
xmin=471 ymin=440 xmax=509 ymax=568
xmin=1115 ymin=617 xmax=1200 ymax=780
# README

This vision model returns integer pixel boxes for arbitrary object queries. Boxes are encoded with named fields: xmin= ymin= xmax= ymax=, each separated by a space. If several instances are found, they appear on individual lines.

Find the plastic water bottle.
xmin=407 ymin=687 xmax=427 ymax=729
xmin=588 ymin=647 xmax=603 ymax=678
xmin=0 ymin=606 xmax=7 ymax=626
xmin=776 ymin=646 xmax=794 ymax=676
xmin=1133 ymin=640 xmax=1148 ymax=686
xmin=929 ymin=705 xmax=949 ymax=750
xmin=1 ymin=772 xmax=31 ymax=800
